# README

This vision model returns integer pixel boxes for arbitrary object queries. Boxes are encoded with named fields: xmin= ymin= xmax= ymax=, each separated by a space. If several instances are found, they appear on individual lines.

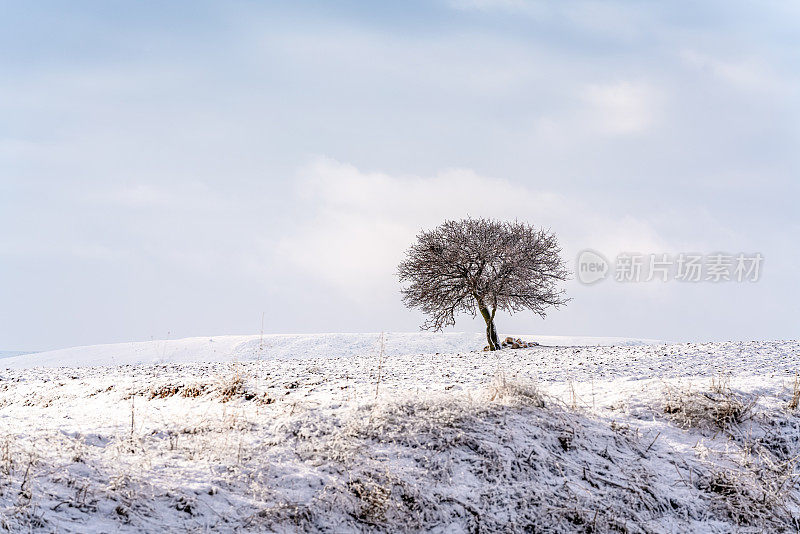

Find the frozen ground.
xmin=0 ymin=332 xmax=659 ymax=369
xmin=0 ymin=351 xmax=32 ymax=360
xmin=0 ymin=334 xmax=799 ymax=532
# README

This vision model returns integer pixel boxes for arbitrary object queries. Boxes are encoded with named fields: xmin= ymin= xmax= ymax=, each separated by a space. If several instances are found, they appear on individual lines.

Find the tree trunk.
xmin=488 ymin=320 xmax=499 ymax=350
xmin=478 ymin=303 xmax=500 ymax=350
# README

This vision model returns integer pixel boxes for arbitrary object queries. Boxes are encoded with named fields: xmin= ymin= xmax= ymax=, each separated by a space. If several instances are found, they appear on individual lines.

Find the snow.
xmin=0 ymin=333 xmax=798 ymax=532
xmin=0 ymin=350 xmax=32 ymax=360
xmin=0 ymin=332 xmax=661 ymax=369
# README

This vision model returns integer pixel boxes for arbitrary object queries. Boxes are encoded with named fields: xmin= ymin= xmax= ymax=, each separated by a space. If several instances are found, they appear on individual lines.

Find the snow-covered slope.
xmin=0 ymin=350 xmax=31 ymax=359
xmin=1 ymin=332 xmax=661 ymax=369
xmin=0 ymin=339 xmax=799 ymax=532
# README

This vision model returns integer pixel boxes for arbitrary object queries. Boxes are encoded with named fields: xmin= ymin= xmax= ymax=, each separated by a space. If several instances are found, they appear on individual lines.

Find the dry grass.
xmin=700 ymin=451 xmax=799 ymax=528
xmin=148 ymin=384 xmax=184 ymax=400
xmin=486 ymin=372 xmax=545 ymax=407
xmin=141 ymin=373 xmax=273 ymax=404
xmin=4 ymin=369 xmax=800 ymax=532
xmin=659 ymin=379 xmax=800 ymax=529
xmin=279 ymin=380 xmax=715 ymax=533
xmin=663 ymin=380 xmax=756 ymax=431
xmin=788 ymin=373 xmax=800 ymax=411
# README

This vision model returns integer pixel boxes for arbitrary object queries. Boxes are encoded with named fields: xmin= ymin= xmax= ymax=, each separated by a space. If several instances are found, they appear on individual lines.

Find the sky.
xmin=1 ymin=1 xmax=798 ymax=351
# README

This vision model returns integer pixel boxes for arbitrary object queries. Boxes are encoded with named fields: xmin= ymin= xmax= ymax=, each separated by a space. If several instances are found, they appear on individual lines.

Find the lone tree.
xmin=398 ymin=218 xmax=570 ymax=351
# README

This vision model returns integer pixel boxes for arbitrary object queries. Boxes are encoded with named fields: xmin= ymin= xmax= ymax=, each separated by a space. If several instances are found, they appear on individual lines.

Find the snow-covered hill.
xmin=1 ymin=332 xmax=661 ymax=369
xmin=0 ymin=350 xmax=33 ymax=359
xmin=1 ymin=336 xmax=799 ymax=532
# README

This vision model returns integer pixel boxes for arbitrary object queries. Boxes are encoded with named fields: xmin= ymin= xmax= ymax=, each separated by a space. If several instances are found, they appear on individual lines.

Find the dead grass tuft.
xmin=663 ymin=381 xmax=756 ymax=431
xmin=347 ymin=475 xmax=392 ymax=524
xmin=149 ymin=384 xmax=183 ymax=400
xmin=486 ymin=373 xmax=545 ymax=407
xmin=248 ymin=502 xmax=314 ymax=530
xmin=180 ymin=384 xmax=206 ymax=398
xmin=701 ymin=457 xmax=799 ymax=528
xmin=218 ymin=374 xmax=246 ymax=402
xmin=216 ymin=374 xmax=273 ymax=404
xmin=142 ymin=375 xmax=272 ymax=404
xmin=788 ymin=373 xmax=800 ymax=411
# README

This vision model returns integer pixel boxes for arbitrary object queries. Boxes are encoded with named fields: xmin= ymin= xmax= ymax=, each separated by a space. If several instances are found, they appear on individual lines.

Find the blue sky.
xmin=1 ymin=1 xmax=798 ymax=350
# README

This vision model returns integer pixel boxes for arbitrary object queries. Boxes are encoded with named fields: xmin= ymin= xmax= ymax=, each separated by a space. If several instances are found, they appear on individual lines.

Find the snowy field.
xmin=1 ymin=333 xmax=799 ymax=532
xmin=0 ymin=332 xmax=658 ymax=369
xmin=0 ymin=351 xmax=31 ymax=360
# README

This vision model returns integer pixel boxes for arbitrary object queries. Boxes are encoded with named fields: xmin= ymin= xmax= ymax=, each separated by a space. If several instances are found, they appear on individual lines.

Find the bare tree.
xmin=398 ymin=218 xmax=570 ymax=351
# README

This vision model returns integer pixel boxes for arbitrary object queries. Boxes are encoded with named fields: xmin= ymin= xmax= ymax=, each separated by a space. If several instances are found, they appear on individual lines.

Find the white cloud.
xmin=447 ymin=0 xmax=653 ymax=41
xmin=448 ymin=0 xmax=534 ymax=13
xmin=582 ymin=81 xmax=660 ymax=135
xmin=563 ymin=2 xmax=655 ymax=41
xmin=680 ymin=50 xmax=789 ymax=95
xmin=277 ymin=158 xmax=672 ymax=302
xmin=86 ymin=182 xmax=224 ymax=211
xmin=102 ymin=184 xmax=169 ymax=207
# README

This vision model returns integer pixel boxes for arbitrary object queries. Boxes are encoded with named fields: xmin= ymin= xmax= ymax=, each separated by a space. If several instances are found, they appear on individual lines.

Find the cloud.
xmin=85 ymin=182 xmax=225 ymax=211
xmin=277 ymin=158 xmax=672 ymax=302
xmin=277 ymin=159 xmax=555 ymax=300
xmin=448 ymin=0 xmax=533 ymax=13
xmin=447 ymin=0 xmax=653 ymax=41
xmin=680 ymin=50 xmax=790 ymax=95
xmin=100 ymin=184 xmax=170 ymax=207
xmin=582 ymin=81 xmax=660 ymax=135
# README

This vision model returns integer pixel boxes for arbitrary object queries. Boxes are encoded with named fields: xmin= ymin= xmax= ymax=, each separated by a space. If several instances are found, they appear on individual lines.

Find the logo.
xmin=576 ymin=249 xmax=609 ymax=285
